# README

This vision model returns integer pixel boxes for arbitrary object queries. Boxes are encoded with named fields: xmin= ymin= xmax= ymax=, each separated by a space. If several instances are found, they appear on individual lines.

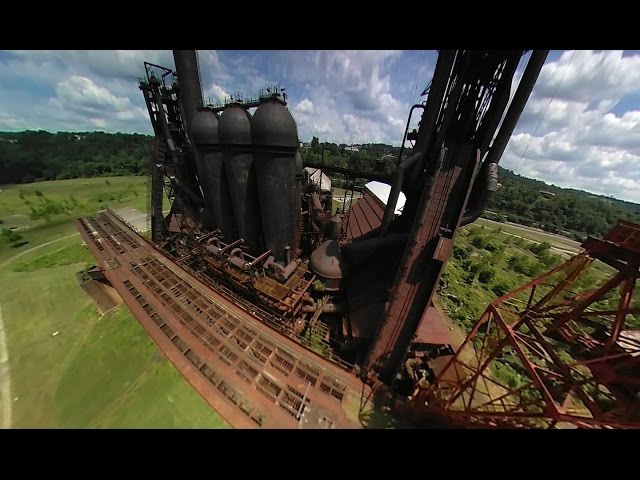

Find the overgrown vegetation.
xmin=440 ymin=222 xmax=640 ymax=392
xmin=0 ymin=177 xmax=148 ymax=245
xmin=12 ymin=242 xmax=94 ymax=272
xmin=439 ymin=224 xmax=566 ymax=332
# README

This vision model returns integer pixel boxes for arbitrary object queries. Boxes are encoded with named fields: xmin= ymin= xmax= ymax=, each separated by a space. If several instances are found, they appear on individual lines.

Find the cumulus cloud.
xmin=535 ymin=50 xmax=640 ymax=104
xmin=207 ymin=84 xmax=229 ymax=104
xmin=502 ymin=50 xmax=640 ymax=203
xmin=2 ymin=49 xmax=640 ymax=203
xmin=294 ymin=98 xmax=314 ymax=114
xmin=56 ymin=76 xmax=132 ymax=112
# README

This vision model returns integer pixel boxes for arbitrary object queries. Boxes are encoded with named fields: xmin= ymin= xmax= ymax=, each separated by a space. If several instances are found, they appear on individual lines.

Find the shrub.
xmin=453 ymin=244 xmax=470 ymax=261
xmin=1 ymin=228 xmax=23 ymax=244
xmin=529 ymin=241 xmax=552 ymax=255
xmin=478 ymin=267 xmax=496 ymax=284
xmin=491 ymin=280 xmax=513 ymax=297
xmin=471 ymin=235 xmax=487 ymax=249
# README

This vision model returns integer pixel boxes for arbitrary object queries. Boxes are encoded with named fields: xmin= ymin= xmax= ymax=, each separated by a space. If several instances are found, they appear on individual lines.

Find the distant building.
xmin=539 ymin=190 xmax=556 ymax=199
xmin=304 ymin=167 xmax=332 ymax=192
xmin=344 ymin=145 xmax=359 ymax=152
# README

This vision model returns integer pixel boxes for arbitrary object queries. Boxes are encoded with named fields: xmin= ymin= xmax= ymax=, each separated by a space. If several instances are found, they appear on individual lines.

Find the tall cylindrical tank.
xmin=219 ymin=104 xmax=263 ymax=255
xmin=252 ymin=99 xmax=299 ymax=266
xmin=190 ymin=108 xmax=235 ymax=238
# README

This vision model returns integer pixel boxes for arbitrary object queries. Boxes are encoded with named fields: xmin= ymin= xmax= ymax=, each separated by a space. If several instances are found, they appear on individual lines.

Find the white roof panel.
xmin=365 ymin=181 xmax=406 ymax=215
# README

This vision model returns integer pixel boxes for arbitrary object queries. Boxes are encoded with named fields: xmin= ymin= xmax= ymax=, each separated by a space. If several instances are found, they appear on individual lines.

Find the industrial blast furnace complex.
xmin=75 ymin=50 xmax=640 ymax=429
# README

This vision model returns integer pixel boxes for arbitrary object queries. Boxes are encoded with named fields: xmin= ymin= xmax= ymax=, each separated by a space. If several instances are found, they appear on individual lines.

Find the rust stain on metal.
xmin=76 ymin=210 xmax=368 ymax=429
xmin=417 ymin=221 xmax=640 ymax=429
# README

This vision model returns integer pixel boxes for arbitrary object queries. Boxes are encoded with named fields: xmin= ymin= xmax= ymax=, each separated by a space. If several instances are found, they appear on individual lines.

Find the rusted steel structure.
xmin=76 ymin=49 xmax=560 ymax=428
xmin=363 ymin=51 xmax=549 ymax=384
xmin=415 ymin=221 xmax=640 ymax=429
xmin=76 ymin=209 xmax=367 ymax=428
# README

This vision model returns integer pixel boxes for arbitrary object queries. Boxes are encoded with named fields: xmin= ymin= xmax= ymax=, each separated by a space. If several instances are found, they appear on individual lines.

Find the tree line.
xmin=2 ymin=131 xmax=639 ymax=239
xmin=0 ymin=130 xmax=151 ymax=184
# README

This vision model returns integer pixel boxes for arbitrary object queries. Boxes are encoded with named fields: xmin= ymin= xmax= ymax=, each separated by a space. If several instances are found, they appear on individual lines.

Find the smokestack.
xmin=172 ymin=50 xmax=204 ymax=132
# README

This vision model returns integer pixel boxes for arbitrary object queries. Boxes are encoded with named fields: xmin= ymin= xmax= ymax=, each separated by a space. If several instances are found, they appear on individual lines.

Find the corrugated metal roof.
xmin=344 ymin=181 xmax=405 ymax=240
xmin=365 ymin=181 xmax=406 ymax=215
xmin=345 ymin=189 xmax=385 ymax=240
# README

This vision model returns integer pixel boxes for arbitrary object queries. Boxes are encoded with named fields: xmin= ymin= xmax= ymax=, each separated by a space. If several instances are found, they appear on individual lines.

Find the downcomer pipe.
xmin=172 ymin=50 xmax=204 ymax=132
xmin=379 ymin=152 xmax=423 ymax=236
xmin=461 ymin=50 xmax=549 ymax=227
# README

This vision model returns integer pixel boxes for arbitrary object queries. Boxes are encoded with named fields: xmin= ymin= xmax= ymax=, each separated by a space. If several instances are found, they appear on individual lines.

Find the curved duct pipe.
xmin=263 ymin=255 xmax=300 ymax=282
xmin=341 ymin=233 xmax=409 ymax=271
xmin=461 ymin=50 xmax=549 ymax=227
xmin=379 ymin=152 xmax=423 ymax=236
xmin=460 ymin=161 xmax=498 ymax=226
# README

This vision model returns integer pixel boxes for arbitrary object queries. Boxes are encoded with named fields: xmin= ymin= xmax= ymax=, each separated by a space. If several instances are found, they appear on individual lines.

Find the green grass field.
xmin=0 ymin=175 xmax=631 ymax=428
xmin=0 ymin=176 xmax=227 ymax=428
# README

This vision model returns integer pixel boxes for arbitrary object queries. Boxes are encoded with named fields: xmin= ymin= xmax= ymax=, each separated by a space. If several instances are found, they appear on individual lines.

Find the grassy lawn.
xmin=0 ymin=177 xmax=227 ymax=428
xmin=0 ymin=176 xmax=152 ymax=263
xmin=0 ymin=176 xmax=148 ymax=224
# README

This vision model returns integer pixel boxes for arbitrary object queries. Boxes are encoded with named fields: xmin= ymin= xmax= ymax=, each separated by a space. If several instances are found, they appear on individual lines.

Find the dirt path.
xmin=0 ymin=232 xmax=79 ymax=429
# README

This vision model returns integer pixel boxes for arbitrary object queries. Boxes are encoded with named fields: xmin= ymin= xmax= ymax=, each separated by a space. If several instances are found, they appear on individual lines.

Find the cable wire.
xmin=515 ymin=50 xmax=576 ymax=171
xmin=410 ymin=50 xmax=427 ymax=105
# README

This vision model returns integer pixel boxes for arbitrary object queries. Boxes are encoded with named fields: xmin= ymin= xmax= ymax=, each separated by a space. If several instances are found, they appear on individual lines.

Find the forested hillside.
xmin=2 ymin=131 xmax=639 ymax=239
xmin=0 ymin=130 xmax=151 ymax=183
xmin=491 ymin=167 xmax=640 ymax=239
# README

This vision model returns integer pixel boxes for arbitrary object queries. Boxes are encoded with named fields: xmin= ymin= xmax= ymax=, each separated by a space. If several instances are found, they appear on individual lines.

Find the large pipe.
xmin=379 ymin=152 xmax=422 ymax=236
xmin=460 ymin=161 xmax=498 ymax=226
xmin=460 ymin=50 xmax=548 ymax=226
xmin=483 ymin=50 xmax=548 ymax=168
xmin=172 ymin=50 xmax=204 ymax=132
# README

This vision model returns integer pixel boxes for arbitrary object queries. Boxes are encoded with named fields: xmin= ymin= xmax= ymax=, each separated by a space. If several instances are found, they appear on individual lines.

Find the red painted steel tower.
xmin=416 ymin=221 xmax=640 ymax=429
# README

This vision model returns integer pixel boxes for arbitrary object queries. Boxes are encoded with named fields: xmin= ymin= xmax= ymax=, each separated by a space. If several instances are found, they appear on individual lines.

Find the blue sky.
xmin=1 ymin=50 xmax=640 ymax=203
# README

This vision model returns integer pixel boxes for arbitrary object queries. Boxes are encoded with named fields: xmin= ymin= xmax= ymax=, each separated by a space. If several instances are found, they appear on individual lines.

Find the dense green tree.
xmin=2 ymin=131 xmax=639 ymax=240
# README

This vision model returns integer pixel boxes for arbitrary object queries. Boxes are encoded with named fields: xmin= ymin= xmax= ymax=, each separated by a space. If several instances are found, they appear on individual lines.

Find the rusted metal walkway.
xmin=75 ymin=210 xmax=368 ymax=429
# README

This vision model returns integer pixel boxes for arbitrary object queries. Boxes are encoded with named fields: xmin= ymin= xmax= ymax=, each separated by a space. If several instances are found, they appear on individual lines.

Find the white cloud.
xmin=1 ymin=49 xmax=640 ymax=203
xmin=500 ymin=50 xmax=640 ymax=203
xmin=56 ymin=76 xmax=132 ymax=112
xmin=207 ymin=84 xmax=229 ymax=104
xmin=294 ymin=98 xmax=314 ymax=114
xmin=535 ymin=50 xmax=640 ymax=103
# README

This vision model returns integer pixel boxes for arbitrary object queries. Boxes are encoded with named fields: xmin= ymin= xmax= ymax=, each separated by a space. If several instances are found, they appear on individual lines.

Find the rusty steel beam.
xmin=364 ymin=51 xmax=541 ymax=386
xmin=75 ymin=210 xmax=369 ymax=429
xmin=416 ymin=221 xmax=640 ymax=429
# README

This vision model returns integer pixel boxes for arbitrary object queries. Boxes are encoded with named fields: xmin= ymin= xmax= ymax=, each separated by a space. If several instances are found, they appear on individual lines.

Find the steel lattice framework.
xmin=416 ymin=221 xmax=640 ymax=429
